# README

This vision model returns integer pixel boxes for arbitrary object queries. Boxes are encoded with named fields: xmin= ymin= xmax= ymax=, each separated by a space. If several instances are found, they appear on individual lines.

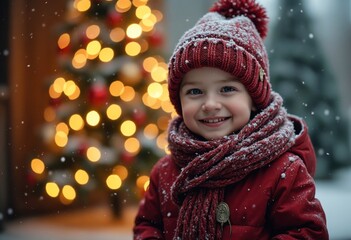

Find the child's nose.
xmin=201 ymin=95 xmax=221 ymax=112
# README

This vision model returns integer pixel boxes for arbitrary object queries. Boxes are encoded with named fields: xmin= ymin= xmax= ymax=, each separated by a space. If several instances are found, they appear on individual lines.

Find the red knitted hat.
xmin=168 ymin=0 xmax=271 ymax=116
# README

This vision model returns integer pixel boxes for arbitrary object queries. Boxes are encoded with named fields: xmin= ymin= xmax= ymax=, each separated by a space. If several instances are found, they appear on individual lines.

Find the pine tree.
xmin=268 ymin=0 xmax=350 ymax=178
xmin=28 ymin=0 xmax=172 ymax=214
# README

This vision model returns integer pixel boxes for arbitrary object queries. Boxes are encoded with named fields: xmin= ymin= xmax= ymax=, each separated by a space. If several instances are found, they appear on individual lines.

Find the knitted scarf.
xmin=168 ymin=92 xmax=295 ymax=240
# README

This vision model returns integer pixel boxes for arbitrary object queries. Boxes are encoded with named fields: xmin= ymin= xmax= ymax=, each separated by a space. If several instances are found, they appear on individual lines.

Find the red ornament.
xmin=148 ymin=32 xmax=164 ymax=47
xmin=49 ymin=97 xmax=62 ymax=108
xmin=106 ymin=11 xmax=123 ymax=27
xmin=77 ymin=142 xmax=88 ymax=156
xmin=26 ymin=171 xmax=37 ymax=189
xmin=57 ymin=44 xmax=71 ymax=55
xmin=88 ymin=84 xmax=108 ymax=106
xmin=120 ymin=151 xmax=135 ymax=165
xmin=132 ymin=109 xmax=147 ymax=127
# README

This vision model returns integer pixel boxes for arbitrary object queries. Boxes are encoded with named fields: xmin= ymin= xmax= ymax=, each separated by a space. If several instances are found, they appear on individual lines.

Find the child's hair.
xmin=167 ymin=0 xmax=271 ymax=116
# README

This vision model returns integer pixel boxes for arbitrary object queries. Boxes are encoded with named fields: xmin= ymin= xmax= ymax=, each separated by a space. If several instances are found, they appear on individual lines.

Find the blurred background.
xmin=0 ymin=0 xmax=350 ymax=239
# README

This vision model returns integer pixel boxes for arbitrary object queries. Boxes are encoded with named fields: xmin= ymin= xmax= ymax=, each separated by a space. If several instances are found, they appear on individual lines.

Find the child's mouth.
xmin=200 ymin=117 xmax=230 ymax=124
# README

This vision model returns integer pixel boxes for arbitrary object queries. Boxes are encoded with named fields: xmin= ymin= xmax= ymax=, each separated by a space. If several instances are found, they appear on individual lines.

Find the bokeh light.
xmin=113 ymin=165 xmax=128 ymax=181
xmin=86 ymin=24 xmax=100 ymax=39
xmin=86 ymin=110 xmax=100 ymax=126
xmin=126 ymin=23 xmax=142 ymax=39
xmin=46 ymin=182 xmax=60 ymax=198
xmin=120 ymin=120 xmax=136 ymax=136
xmin=69 ymin=114 xmax=85 ymax=131
xmin=124 ymin=137 xmax=140 ymax=154
xmin=106 ymin=174 xmax=122 ymax=190
xmin=125 ymin=41 xmax=141 ymax=56
xmin=99 ymin=47 xmax=114 ymax=62
xmin=75 ymin=169 xmax=89 ymax=185
xmin=31 ymin=158 xmax=45 ymax=174
xmin=62 ymin=185 xmax=76 ymax=201
xmin=86 ymin=146 xmax=101 ymax=162
xmin=74 ymin=0 xmax=91 ymax=12
xmin=58 ymin=33 xmax=70 ymax=49
xmin=106 ymin=104 xmax=122 ymax=120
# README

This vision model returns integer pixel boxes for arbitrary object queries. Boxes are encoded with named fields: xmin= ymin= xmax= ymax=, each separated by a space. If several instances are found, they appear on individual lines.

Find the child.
xmin=133 ymin=0 xmax=328 ymax=239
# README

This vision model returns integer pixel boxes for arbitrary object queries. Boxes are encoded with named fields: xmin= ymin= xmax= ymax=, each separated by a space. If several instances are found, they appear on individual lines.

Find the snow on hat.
xmin=168 ymin=0 xmax=271 ymax=116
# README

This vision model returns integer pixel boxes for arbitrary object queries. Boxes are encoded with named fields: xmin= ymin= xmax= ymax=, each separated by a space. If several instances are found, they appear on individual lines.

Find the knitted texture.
xmin=168 ymin=0 xmax=270 ymax=116
xmin=168 ymin=92 xmax=296 ymax=239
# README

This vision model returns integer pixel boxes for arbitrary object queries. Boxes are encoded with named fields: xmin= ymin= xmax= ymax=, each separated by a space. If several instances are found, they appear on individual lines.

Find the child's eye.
xmin=186 ymin=88 xmax=203 ymax=95
xmin=221 ymin=86 xmax=236 ymax=93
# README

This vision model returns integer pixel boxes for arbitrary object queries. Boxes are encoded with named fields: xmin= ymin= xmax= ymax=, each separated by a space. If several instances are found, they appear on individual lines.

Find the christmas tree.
xmin=29 ymin=0 xmax=173 ymax=214
xmin=268 ymin=0 xmax=350 ymax=178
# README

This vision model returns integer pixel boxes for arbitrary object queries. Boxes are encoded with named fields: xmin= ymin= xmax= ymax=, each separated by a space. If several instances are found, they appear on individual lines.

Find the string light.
xmin=57 ymin=33 xmax=70 ymax=49
xmin=120 ymin=86 xmax=135 ymax=102
xmin=31 ymin=158 xmax=45 ymax=174
xmin=143 ymin=57 xmax=158 ymax=72
xmin=125 ymin=41 xmax=141 ymax=56
xmin=124 ymin=137 xmax=140 ymax=154
xmin=86 ymin=146 xmax=101 ymax=162
xmin=156 ymin=131 xmax=168 ymax=150
xmin=86 ymin=40 xmax=101 ymax=58
xmin=151 ymin=65 xmax=168 ymax=82
xmin=43 ymin=107 xmax=56 ymax=122
xmin=120 ymin=120 xmax=137 ymax=137
xmin=147 ymin=82 xmax=163 ymax=98
xmin=75 ymin=169 xmax=89 ymax=185
xmin=106 ymin=104 xmax=122 ymax=120
xmin=113 ymin=165 xmax=128 ymax=180
xmin=136 ymin=175 xmax=149 ymax=191
xmin=63 ymin=80 xmax=78 ymax=97
xmin=126 ymin=23 xmax=142 ymax=39
xmin=99 ymin=47 xmax=114 ymax=62
xmin=56 ymin=122 xmax=69 ymax=135
xmin=106 ymin=174 xmax=122 ymax=190
xmin=110 ymin=28 xmax=125 ymax=43
xmin=52 ymin=77 xmax=66 ymax=94
xmin=74 ymin=0 xmax=91 ymax=12
xmin=86 ymin=110 xmax=100 ymax=126
xmin=115 ymin=0 xmax=132 ymax=13
xmin=132 ymin=0 xmax=148 ymax=8
xmin=110 ymin=80 xmax=125 ymax=97
xmin=72 ymin=49 xmax=87 ymax=69
xmin=135 ymin=5 xmax=151 ymax=19
xmin=143 ymin=123 xmax=159 ymax=139
xmin=69 ymin=114 xmax=84 ymax=131
xmin=46 ymin=182 xmax=60 ymax=198
xmin=62 ymin=185 xmax=76 ymax=201
xmin=86 ymin=24 xmax=100 ymax=39
xmin=49 ymin=84 xmax=61 ymax=99
xmin=55 ymin=131 xmax=68 ymax=147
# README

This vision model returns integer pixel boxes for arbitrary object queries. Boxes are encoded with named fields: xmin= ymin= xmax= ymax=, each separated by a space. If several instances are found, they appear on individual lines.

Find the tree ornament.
xmin=49 ymin=97 xmax=62 ymax=108
xmin=132 ymin=108 xmax=147 ymax=127
xmin=88 ymin=83 xmax=108 ymax=106
xmin=120 ymin=151 xmax=135 ymax=165
xmin=148 ymin=32 xmax=164 ymax=47
xmin=77 ymin=142 xmax=88 ymax=156
xmin=106 ymin=10 xmax=123 ymax=27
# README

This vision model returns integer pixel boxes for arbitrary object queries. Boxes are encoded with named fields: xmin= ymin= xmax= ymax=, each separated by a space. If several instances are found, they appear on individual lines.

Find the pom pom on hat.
xmin=210 ymin=0 xmax=269 ymax=39
xmin=168 ymin=0 xmax=271 ymax=116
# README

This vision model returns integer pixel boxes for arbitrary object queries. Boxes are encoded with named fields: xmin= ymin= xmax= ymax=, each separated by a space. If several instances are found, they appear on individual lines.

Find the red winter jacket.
xmin=133 ymin=116 xmax=328 ymax=239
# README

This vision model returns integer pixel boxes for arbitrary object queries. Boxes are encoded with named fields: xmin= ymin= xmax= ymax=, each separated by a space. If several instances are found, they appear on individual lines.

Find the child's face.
xmin=179 ymin=67 xmax=256 ymax=140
